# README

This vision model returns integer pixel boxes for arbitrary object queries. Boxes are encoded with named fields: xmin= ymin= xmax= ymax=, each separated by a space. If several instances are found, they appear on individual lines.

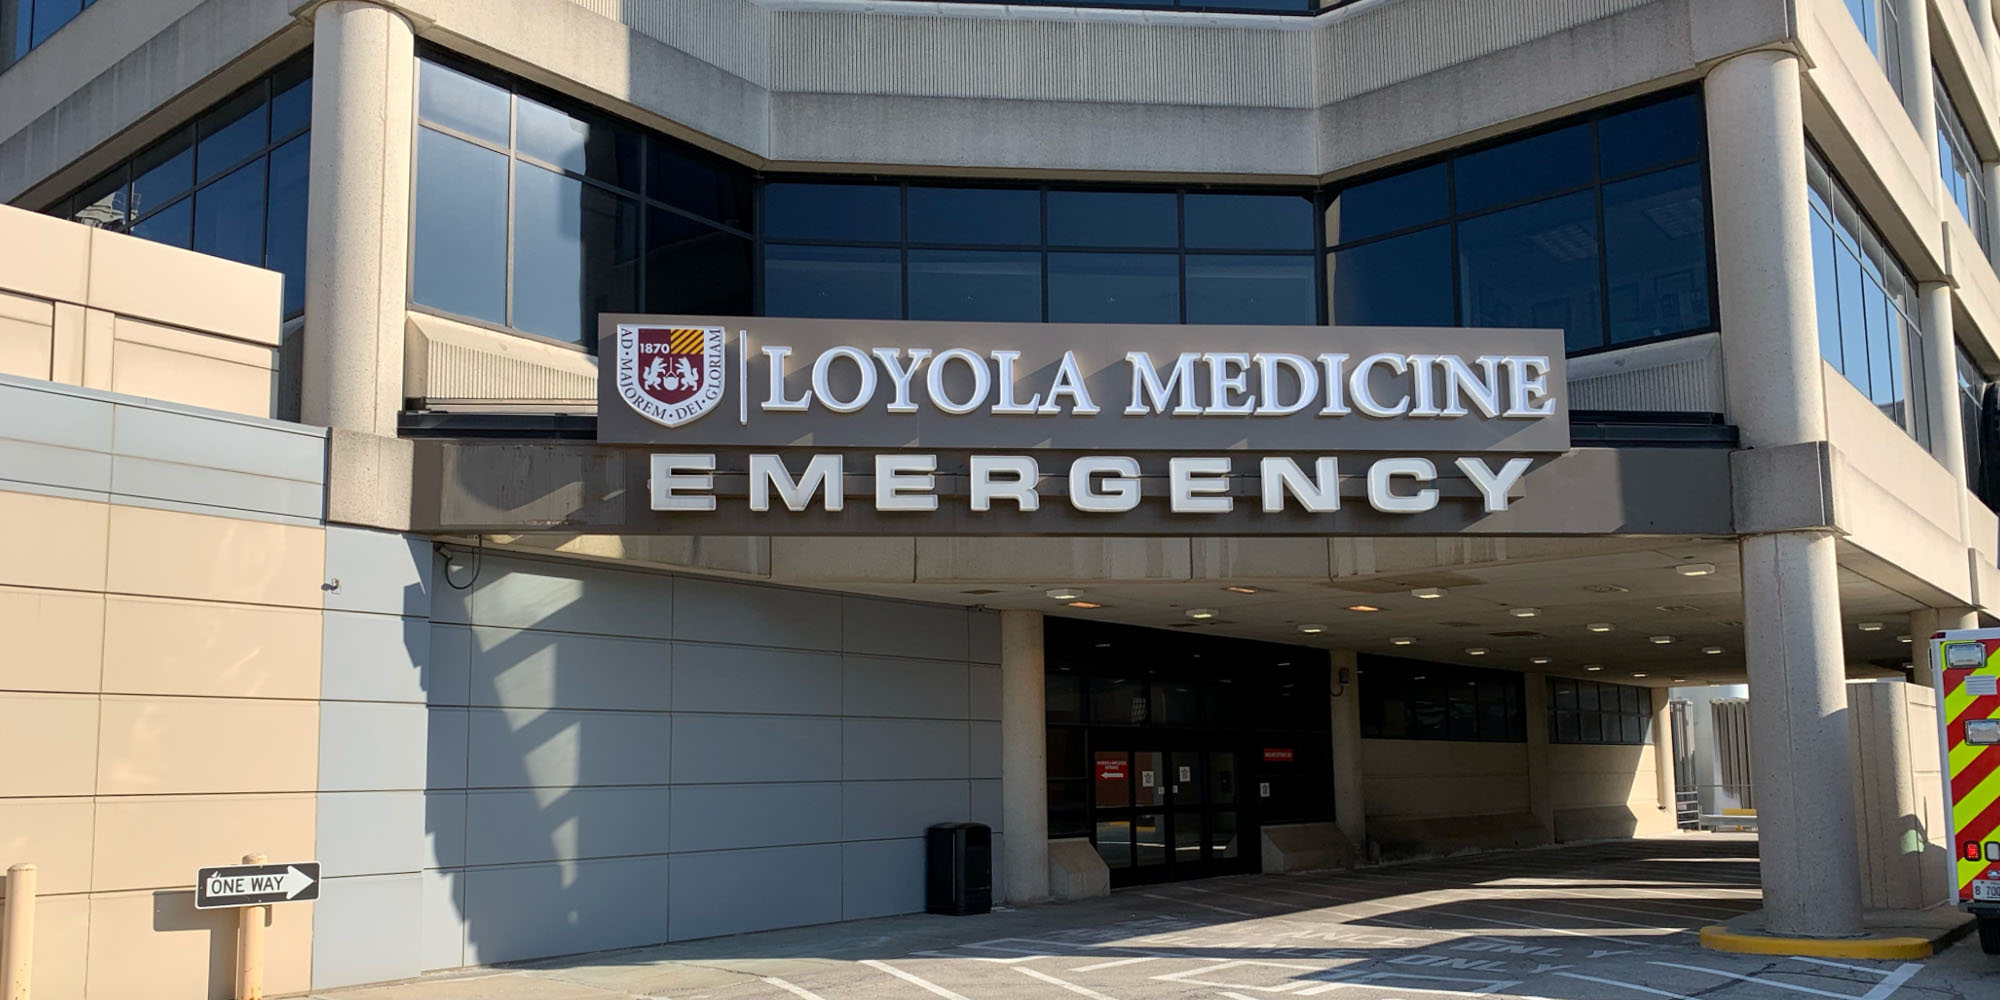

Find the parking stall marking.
xmin=1015 ymin=965 xmax=1124 ymax=999
xmin=760 ymin=976 xmax=832 ymax=1000
xmin=859 ymin=960 xmax=973 ymax=1000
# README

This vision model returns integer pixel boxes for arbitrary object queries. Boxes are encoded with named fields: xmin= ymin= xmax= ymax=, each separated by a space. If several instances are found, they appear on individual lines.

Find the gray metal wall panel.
xmin=669 ymin=782 xmax=843 ymax=853
xmin=842 ymin=779 xmax=970 ymax=842
xmin=426 ymin=625 xmax=475 ymax=707
xmin=426 ymin=791 xmax=468 ymax=869
xmin=971 ymin=721 xmax=1003 ymax=780
xmin=841 ymin=838 xmax=927 ymax=921
xmin=672 ymin=642 xmax=842 ymax=715
xmin=0 ymin=378 xmax=113 ymax=451
xmin=110 ymin=402 xmax=324 ymax=482
xmin=461 ymin=856 xmax=672 ymax=965
xmin=318 ymin=790 xmax=427 ymax=877
xmin=421 ymin=868 xmax=467 ymax=973
xmin=969 ymin=612 xmax=1001 ymax=665
xmin=312 ymin=873 xmax=425 ymax=991
xmin=465 ymin=707 xmax=673 ymax=788
xmin=673 ymin=576 xmax=842 ymax=649
xmin=468 ymin=628 xmax=671 ymax=712
xmin=969 ymin=665 xmax=1001 ymax=722
xmin=667 ymin=845 xmax=842 ymax=941
xmin=844 ymin=719 xmax=971 ymax=781
xmin=459 ymin=559 xmax=675 ymax=639
xmin=320 ymin=701 xmax=428 ymax=792
xmin=321 ymin=612 xmax=431 ymax=704
xmin=0 ymin=438 xmax=112 ymax=495
xmin=324 ymin=526 xmax=434 ymax=617
xmin=426 ymin=709 xmax=471 ymax=791
xmin=670 ymin=714 xmax=843 ymax=784
xmin=970 ymin=779 xmax=1004 ymax=833
xmin=843 ymin=655 xmax=969 ymax=720
xmin=463 ymin=787 xmax=672 ymax=866
xmin=843 ymin=596 xmax=971 ymax=660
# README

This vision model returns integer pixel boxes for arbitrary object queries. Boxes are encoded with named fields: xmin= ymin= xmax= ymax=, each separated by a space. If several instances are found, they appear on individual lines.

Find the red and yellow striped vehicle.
xmin=1936 ymin=629 xmax=2000 ymax=953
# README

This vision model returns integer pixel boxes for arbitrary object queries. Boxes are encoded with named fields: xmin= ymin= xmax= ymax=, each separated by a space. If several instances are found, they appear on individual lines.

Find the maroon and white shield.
xmin=615 ymin=325 xmax=727 ymax=428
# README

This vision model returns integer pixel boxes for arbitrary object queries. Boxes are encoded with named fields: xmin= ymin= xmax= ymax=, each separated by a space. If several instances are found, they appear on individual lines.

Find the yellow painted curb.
xmin=1698 ymin=925 xmax=1937 ymax=959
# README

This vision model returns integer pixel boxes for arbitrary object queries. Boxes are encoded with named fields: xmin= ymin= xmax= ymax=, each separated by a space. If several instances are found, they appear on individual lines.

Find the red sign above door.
xmin=1263 ymin=748 xmax=1295 ymax=762
xmin=1096 ymin=760 xmax=1128 ymax=780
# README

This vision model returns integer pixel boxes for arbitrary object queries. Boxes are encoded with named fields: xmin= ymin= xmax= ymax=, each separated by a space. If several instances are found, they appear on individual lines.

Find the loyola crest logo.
xmin=616 ymin=325 xmax=726 ymax=428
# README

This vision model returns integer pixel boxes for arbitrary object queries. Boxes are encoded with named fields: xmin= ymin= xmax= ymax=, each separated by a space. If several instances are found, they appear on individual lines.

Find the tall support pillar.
xmin=999 ymin=609 xmax=1050 ymax=904
xmin=1329 ymin=650 xmax=1365 ymax=850
xmin=303 ymin=1 xmax=417 ymax=436
xmin=1976 ymin=0 xmax=2000 ymax=60
xmin=1891 ymin=0 xmax=1939 ymax=170
xmin=1524 ymin=672 xmax=1554 ymax=842
xmin=1709 ymin=49 xmax=1867 ymax=938
xmin=1652 ymin=691 xmax=1676 ymax=820
xmin=1911 ymin=606 xmax=1980 ymax=686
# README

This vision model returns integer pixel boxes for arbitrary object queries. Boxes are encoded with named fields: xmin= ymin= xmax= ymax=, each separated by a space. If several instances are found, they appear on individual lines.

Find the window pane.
xmin=29 ymin=0 xmax=79 ymax=47
xmin=908 ymin=249 xmax=1041 ymax=322
xmin=1454 ymin=125 xmax=1593 ymax=214
xmin=269 ymin=58 xmax=312 ymax=140
xmin=1604 ymin=166 xmax=1710 ymax=344
xmin=516 ymin=96 xmax=642 ymax=190
xmin=412 ymin=128 xmax=509 ymax=325
xmin=418 ymin=60 xmax=511 ymax=146
xmin=1095 ymin=819 xmax=1132 ymax=869
xmin=1047 ymin=252 xmax=1178 ymax=323
xmin=1185 ymin=193 xmax=1314 ymax=250
xmin=1327 ymin=163 xmax=1448 ymax=244
xmin=265 ymin=134 xmax=310 ymax=318
xmin=513 ymin=163 xmax=641 ymax=345
xmin=1186 ymin=254 xmax=1316 ymax=325
xmin=68 ymin=168 xmax=128 ymax=231
xmin=196 ymin=86 xmax=269 ymax=183
xmin=907 ymin=186 xmax=1041 ymax=245
xmin=1835 ymin=243 xmax=1869 ymax=388
xmin=1048 ymin=190 xmax=1177 ymax=248
xmin=644 ymin=210 xmax=751 ymax=316
xmin=10 ymin=0 xmax=31 ymax=62
xmin=763 ymin=182 xmax=899 ymax=243
xmin=647 ymin=136 xmax=750 ymax=230
xmin=192 ymin=158 xmax=266 ymax=267
xmin=1865 ymin=276 xmax=1894 ymax=405
xmin=1811 ymin=211 xmax=1843 ymax=366
xmin=1458 ymin=191 xmax=1603 ymax=352
xmin=1091 ymin=677 xmax=1149 ymax=725
xmin=764 ymin=245 xmax=901 ymax=319
xmin=1047 ymin=728 xmax=1086 ymax=779
xmin=131 ymin=129 xmax=194 ymax=218
xmin=129 ymin=198 xmax=192 ymax=249
xmin=1046 ymin=673 xmax=1084 ymax=724
xmin=1597 ymin=94 xmax=1702 ymax=177
xmin=1330 ymin=225 xmax=1453 ymax=326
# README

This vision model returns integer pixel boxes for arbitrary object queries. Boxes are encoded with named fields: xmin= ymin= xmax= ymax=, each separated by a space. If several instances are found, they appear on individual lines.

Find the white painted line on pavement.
xmin=1070 ymin=957 xmax=1158 ymax=972
xmin=1791 ymin=956 xmax=1895 ymax=976
xmin=1553 ymin=970 xmax=1702 ymax=999
xmin=1131 ymin=890 xmax=1254 ymax=917
xmin=1648 ymin=962 xmax=1868 ymax=1000
xmin=1858 ymin=963 xmax=1922 ymax=1000
xmin=1015 ymin=966 xmax=1122 ymax=1000
xmin=860 ymin=959 xmax=972 ymax=1000
xmin=762 ymin=976 xmax=831 ymax=1000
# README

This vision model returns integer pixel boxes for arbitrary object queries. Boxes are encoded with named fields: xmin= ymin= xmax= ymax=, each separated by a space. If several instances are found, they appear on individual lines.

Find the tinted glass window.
xmin=1458 ymin=191 xmax=1602 ymax=352
xmin=764 ymin=245 xmax=901 ymax=319
xmin=512 ymin=164 xmax=640 ymax=344
xmin=412 ymin=128 xmax=509 ymax=325
xmin=1809 ymin=146 xmax=1930 ymax=447
xmin=1604 ymin=165 xmax=1710 ymax=344
xmin=1185 ymin=254 xmax=1316 ymax=325
xmin=907 ymin=249 xmax=1042 ymax=322
xmin=68 ymin=169 xmax=127 ymax=231
xmin=1453 ymin=124 xmax=1593 ymax=214
xmin=647 ymin=137 xmax=750 ymax=230
xmin=28 ymin=0 xmax=79 ymax=48
xmin=1184 ymin=193 xmax=1314 ymax=249
xmin=265 ymin=135 xmax=311 ymax=318
xmin=1330 ymin=225 xmax=1454 ymax=326
xmin=764 ymin=182 xmax=900 ymax=242
xmin=1047 ymin=252 xmax=1179 ymax=323
xmin=516 ymin=96 xmax=642 ymax=190
xmin=1598 ymin=94 xmax=1701 ymax=177
xmin=908 ymin=187 xmax=1041 ymax=245
xmin=270 ymin=60 xmax=313 ymax=140
xmin=419 ymin=60 xmax=512 ymax=146
xmin=645 ymin=210 xmax=752 ymax=316
xmin=129 ymin=199 xmax=191 ymax=249
xmin=1327 ymin=163 xmax=1449 ymax=244
xmin=131 ymin=130 xmax=194 ymax=218
xmin=197 ymin=86 xmax=269 ymax=182
xmin=1048 ymin=190 xmax=1178 ymax=248
xmin=191 ymin=159 xmax=266 ymax=266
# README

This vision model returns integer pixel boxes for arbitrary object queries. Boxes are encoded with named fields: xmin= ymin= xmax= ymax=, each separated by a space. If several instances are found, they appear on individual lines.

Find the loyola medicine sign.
xmin=596 ymin=315 xmax=1568 ymax=519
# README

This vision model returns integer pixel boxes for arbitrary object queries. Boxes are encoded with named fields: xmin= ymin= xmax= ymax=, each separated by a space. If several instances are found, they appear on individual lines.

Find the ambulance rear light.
xmin=1946 ymin=642 xmax=1987 ymax=668
xmin=1968 ymin=719 xmax=2000 ymax=746
xmin=1966 ymin=841 xmax=1984 ymax=862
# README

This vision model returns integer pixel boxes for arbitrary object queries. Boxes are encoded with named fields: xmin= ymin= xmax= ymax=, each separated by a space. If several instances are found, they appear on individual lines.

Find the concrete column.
xmin=999 ymin=609 xmax=1049 ymax=904
xmin=1910 ymin=606 xmax=1980 ymax=686
xmin=1652 ymin=692 xmax=1676 ymax=817
xmin=1740 ymin=530 xmax=1867 ymax=937
xmin=1977 ymin=0 xmax=2000 ymax=60
xmin=1891 ymin=0 xmax=1939 ymax=171
xmin=1921 ymin=283 xmax=1969 ymax=483
xmin=1707 ymin=51 xmax=1829 ymax=448
xmin=1523 ymin=671 xmax=1554 ymax=842
xmin=1329 ymin=649 xmax=1365 ymax=850
xmin=302 ymin=1 xmax=416 ymax=437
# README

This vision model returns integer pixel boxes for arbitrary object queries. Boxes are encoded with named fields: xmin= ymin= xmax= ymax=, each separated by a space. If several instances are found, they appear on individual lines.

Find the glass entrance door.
xmin=1091 ymin=737 xmax=1253 ymax=885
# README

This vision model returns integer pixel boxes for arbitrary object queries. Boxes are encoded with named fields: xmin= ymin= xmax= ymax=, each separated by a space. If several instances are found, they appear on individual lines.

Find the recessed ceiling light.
xmin=1044 ymin=588 xmax=1080 ymax=601
xmin=1530 ymin=656 xmax=1551 ymax=665
xmin=1858 ymin=622 xmax=1883 ymax=632
xmin=1587 ymin=623 xmax=1614 ymax=633
xmin=1583 ymin=584 xmax=1631 ymax=594
xmin=1298 ymin=624 xmax=1325 ymax=634
xmin=1649 ymin=635 xmax=1674 ymax=645
xmin=1673 ymin=677 xmax=1688 ymax=683
xmin=1066 ymin=600 xmax=1103 ymax=609
xmin=1585 ymin=664 xmax=1604 ymax=671
xmin=1510 ymin=608 xmax=1540 ymax=618
xmin=1675 ymin=563 xmax=1716 ymax=577
xmin=1411 ymin=587 xmax=1446 ymax=600
xmin=1702 ymin=646 xmax=1723 ymax=655
xmin=1412 ymin=675 xmax=1428 ymax=681
xmin=1897 ymin=634 xmax=1911 ymax=643
xmin=1223 ymin=586 xmax=1260 ymax=595
xmin=1186 ymin=608 xmax=1217 ymax=620
xmin=1347 ymin=604 xmax=1382 ymax=613
xmin=1633 ymin=672 xmax=1649 ymax=678
xmin=1390 ymin=636 xmax=1415 ymax=646
xmin=1466 ymin=647 xmax=1488 ymax=656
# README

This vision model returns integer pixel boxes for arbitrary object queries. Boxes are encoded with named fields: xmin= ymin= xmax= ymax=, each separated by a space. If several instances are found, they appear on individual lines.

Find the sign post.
xmin=195 ymin=856 xmax=318 ymax=1000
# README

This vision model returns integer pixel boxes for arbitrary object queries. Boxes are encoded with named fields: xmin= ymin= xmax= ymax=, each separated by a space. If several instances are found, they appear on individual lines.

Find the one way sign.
xmin=195 ymin=861 xmax=320 ymax=909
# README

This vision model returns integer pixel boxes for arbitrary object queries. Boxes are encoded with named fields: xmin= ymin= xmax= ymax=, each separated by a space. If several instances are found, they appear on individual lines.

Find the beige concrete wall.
xmin=0 ymin=205 xmax=283 ymax=418
xmin=1848 ymin=679 xmax=1953 ymax=909
xmin=0 ymin=490 xmax=324 ymax=1000
xmin=1547 ymin=743 xmax=1677 ymax=841
xmin=1359 ymin=739 xmax=1530 ymax=821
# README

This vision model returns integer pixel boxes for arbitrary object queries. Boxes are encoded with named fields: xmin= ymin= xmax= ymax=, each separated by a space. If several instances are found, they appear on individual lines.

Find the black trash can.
xmin=925 ymin=822 xmax=992 ymax=915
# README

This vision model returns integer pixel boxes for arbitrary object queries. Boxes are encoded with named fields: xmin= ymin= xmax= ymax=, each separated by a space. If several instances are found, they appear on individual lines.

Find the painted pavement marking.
xmin=1070 ymin=957 xmax=1159 ymax=972
xmin=1014 ymin=966 xmax=1123 ymax=1000
xmin=760 ymin=976 xmax=832 ymax=1000
xmin=859 ymin=959 xmax=973 ymax=1000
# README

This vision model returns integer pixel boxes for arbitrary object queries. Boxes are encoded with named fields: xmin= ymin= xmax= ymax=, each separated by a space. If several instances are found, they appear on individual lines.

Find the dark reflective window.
xmin=68 ymin=169 xmax=127 ymax=232
xmin=270 ymin=60 xmax=313 ymax=140
xmin=131 ymin=130 xmax=194 ymax=218
xmin=196 ymin=87 xmax=268 ymax=182
xmin=764 ymin=245 xmax=901 ymax=319
xmin=192 ymin=160 xmax=266 ymax=266
xmin=908 ymin=250 xmax=1041 ymax=321
xmin=1459 ymin=192 xmax=1601 ymax=352
xmin=266 ymin=135 xmax=311 ymax=317
xmin=1453 ymin=124 xmax=1593 ymax=214
xmin=1330 ymin=225 xmax=1453 ymax=326
xmin=413 ymin=128 xmax=509 ymax=326
xmin=1548 ymin=678 xmax=1652 ymax=745
xmin=1597 ymin=93 xmax=1701 ymax=177
xmin=418 ymin=59 xmax=511 ymax=146
xmin=1185 ymin=254 xmax=1315 ymax=325
xmin=908 ymin=187 xmax=1041 ymax=246
xmin=1326 ymin=163 xmax=1448 ymax=244
xmin=1048 ymin=190 xmax=1177 ymax=248
xmin=512 ymin=164 xmax=641 ymax=344
xmin=130 ymin=199 xmax=191 ymax=249
xmin=647 ymin=136 xmax=750 ymax=230
xmin=1808 ymin=146 xmax=1929 ymax=447
xmin=1048 ymin=252 xmax=1179 ymax=323
xmin=516 ymin=96 xmax=643 ymax=190
xmin=4 ymin=0 xmax=92 ymax=66
xmin=1361 ymin=657 xmax=1525 ymax=743
xmin=1604 ymin=165 xmax=1710 ymax=344
xmin=645 ymin=210 xmax=752 ymax=316
xmin=1184 ymin=193 xmax=1314 ymax=250
xmin=764 ymin=182 xmax=900 ymax=243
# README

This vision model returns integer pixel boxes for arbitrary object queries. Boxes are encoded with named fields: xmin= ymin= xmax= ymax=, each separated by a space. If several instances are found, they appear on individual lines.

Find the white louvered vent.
xmin=1566 ymin=332 xmax=1723 ymax=414
xmin=406 ymin=311 xmax=598 ymax=407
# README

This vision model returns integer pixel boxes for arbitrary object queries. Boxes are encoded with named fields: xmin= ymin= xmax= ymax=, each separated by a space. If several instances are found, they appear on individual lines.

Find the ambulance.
xmin=1935 ymin=629 xmax=2000 ymax=953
